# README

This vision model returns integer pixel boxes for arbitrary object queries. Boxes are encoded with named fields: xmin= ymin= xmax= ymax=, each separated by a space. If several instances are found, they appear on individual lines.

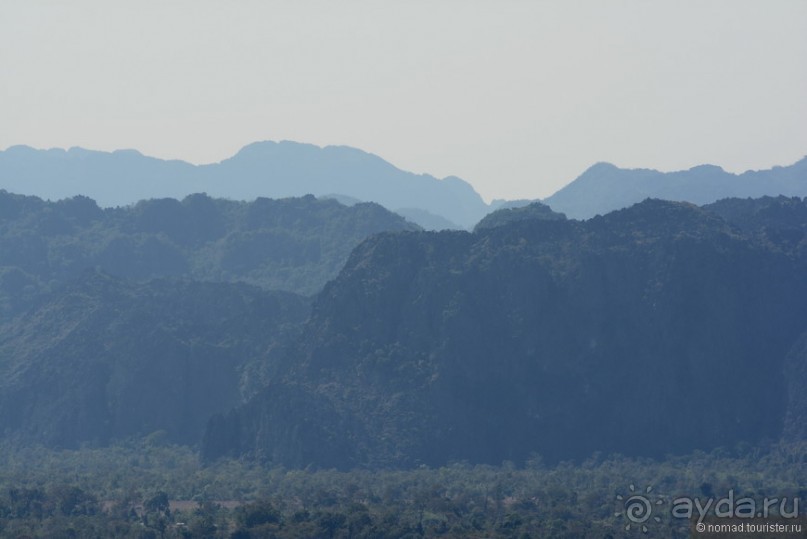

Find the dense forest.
xmin=0 ymin=439 xmax=804 ymax=538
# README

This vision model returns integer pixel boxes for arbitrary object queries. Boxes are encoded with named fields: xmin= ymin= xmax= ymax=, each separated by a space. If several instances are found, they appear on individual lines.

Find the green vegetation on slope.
xmin=205 ymin=199 xmax=807 ymax=468
xmin=0 ymin=272 xmax=310 ymax=448
xmin=0 ymin=190 xmax=419 ymax=319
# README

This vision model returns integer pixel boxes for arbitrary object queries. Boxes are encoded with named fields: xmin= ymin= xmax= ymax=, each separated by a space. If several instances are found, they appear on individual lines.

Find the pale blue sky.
xmin=1 ymin=1 xmax=806 ymax=201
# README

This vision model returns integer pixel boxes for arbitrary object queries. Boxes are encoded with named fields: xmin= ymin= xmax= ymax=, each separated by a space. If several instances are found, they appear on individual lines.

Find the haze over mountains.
xmin=3 ymin=141 xmax=805 ymax=229
xmin=545 ymin=157 xmax=807 ymax=219
xmin=0 ymin=142 xmax=488 ymax=230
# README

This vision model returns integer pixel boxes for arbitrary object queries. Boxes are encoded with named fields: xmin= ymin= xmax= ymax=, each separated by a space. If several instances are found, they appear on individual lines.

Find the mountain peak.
xmin=582 ymin=162 xmax=620 ymax=175
xmin=688 ymin=163 xmax=725 ymax=174
xmin=545 ymin=157 xmax=807 ymax=219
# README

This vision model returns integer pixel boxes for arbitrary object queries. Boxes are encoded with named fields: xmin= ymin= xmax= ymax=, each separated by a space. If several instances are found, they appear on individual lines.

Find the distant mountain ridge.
xmin=0 ymin=141 xmax=489 ymax=229
xmin=5 ymin=141 xmax=806 ymax=227
xmin=544 ymin=157 xmax=807 ymax=219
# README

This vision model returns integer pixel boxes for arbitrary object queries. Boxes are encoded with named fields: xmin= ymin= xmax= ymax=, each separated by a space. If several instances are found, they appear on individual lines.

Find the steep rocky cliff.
xmin=204 ymin=199 xmax=807 ymax=468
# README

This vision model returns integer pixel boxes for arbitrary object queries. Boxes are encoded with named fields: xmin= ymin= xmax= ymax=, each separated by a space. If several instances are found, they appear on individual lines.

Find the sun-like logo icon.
xmin=616 ymin=484 xmax=665 ymax=533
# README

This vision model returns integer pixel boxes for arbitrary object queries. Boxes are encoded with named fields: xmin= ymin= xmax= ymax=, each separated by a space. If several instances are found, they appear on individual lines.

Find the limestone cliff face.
xmin=783 ymin=332 xmax=807 ymax=442
xmin=204 ymin=199 xmax=807 ymax=468
xmin=0 ymin=273 xmax=310 ymax=447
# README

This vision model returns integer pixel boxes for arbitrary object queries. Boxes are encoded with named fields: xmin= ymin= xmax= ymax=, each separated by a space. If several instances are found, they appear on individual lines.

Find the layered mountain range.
xmin=545 ymin=157 xmax=807 ymax=219
xmin=3 ymin=141 xmax=805 ymax=228
xmin=0 ymin=142 xmax=488 ymax=229
xmin=0 ymin=190 xmax=427 ymax=448
xmin=1 ymin=142 xmax=806 ymax=470
xmin=202 ymin=197 xmax=807 ymax=468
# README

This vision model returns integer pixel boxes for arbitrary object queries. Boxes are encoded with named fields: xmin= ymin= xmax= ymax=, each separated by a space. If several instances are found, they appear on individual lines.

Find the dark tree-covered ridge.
xmin=0 ymin=190 xmax=419 ymax=318
xmin=205 ymin=198 xmax=807 ymax=469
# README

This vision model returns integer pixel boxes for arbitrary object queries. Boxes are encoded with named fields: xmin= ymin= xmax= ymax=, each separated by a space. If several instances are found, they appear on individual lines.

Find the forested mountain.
xmin=704 ymin=195 xmax=807 ymax=257
xmin=0 ymin=141 xmax=488 ymax=229
xmin=543 ymin=157 xmax=807 ymax=219
xmin=701 ymin=196 xmax=807 ymax=444
xmin=204 ymin=198 xmax=807 ymax=469
xmin=2 ymin=187 xmax=807 ymax=472
xmin=473 ymin=201 xmax=566 ymax=231
xmin=0 ymin=273 xmax=309 ymax=448
xmin=0 ymin=188 xmax=418 ymax=451
xmin=0 ymin=191 xmax=418 ymax=318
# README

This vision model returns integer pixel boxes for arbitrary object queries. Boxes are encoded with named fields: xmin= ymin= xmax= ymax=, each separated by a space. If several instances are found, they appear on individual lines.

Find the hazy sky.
xmin=2 ymin=1 xmax=806 ymax=201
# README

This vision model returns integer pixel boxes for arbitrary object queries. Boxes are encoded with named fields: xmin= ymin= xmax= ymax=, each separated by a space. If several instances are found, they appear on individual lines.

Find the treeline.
xmin=0 ymin=439 xmax=804 ymax=538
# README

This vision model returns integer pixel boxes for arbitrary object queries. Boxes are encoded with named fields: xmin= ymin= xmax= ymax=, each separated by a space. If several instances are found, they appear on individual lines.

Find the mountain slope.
xmin=0 ymin=273 xmax=310 ymax=447
xmin=544 ymin=157 xmax=807 ymax=219
xmin=204 ymin=199 xmax=807 ymax=469
xmin=0 ymin=141 xmax=489 ymax=229
xmin=0 ymin=191 xmax=418 ymax=318
xmin=702 ymin=196 xmax=807 ymax=266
